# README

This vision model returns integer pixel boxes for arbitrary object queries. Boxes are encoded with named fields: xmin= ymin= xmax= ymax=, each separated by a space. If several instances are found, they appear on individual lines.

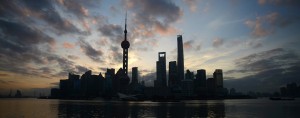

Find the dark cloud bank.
xmin=225 ymin=48 xmax=300 ymax=92
xmin=0 ymin=0 xmax=98 ymax=79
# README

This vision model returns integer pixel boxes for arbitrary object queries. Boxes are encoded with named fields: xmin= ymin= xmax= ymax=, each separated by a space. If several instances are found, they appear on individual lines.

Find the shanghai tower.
xmin=121 ymin=13 xmax=130 ymax=75
xmin=177 ymin=35 xmax=184 ymax=80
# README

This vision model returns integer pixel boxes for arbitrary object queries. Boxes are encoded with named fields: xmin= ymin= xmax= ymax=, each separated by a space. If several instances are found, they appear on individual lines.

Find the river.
xmin=0 ymin=98 xmax=299 ymax=117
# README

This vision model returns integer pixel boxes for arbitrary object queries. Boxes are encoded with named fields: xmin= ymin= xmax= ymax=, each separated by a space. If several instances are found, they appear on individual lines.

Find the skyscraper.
xmin=213 ymin=69 xmax=223 ymax=88
xmin=104 ymin=69 xmax=114 ymax=94
xmin=168 ymin=61 xmax=177 ymax=87
xmin=155 ymin=52 xmax=167 ymax=87
xmin=121 ymin=13 xmax=130 ymax=76
xmin=131 ymin=67 xmax=138 ymax=84
xmin=177 ymin=35 xmax=184 ymax=80
xmin=195 ymin=69 xmax=207 ymax=97
xmin=185 ymin=69 xmax=194 ymax=80
xmin=196 ymin=69 xmax=206 ymax=88
xmin=206 ymin=77 xmax=216 ymax=96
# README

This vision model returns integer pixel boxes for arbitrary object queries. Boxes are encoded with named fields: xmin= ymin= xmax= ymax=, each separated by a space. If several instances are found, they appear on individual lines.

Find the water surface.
xmin=0 ymin=98 xmax=299 ymax=117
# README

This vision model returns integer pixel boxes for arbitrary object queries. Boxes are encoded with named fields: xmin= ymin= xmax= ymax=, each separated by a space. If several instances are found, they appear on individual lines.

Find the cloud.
xmin=0 ymin=0 xmax=109 ymax=80
xmin=252 ymin=43 xmax=263 ymax=48
xmin=0 ymin=80 xmax=17 ymax=84
xmin=22 ymin=0 xmax=81 ymax=34
xmin=0 ymin=20 xmax=55 ymax=48
xmin=63 ymin=42 xmax=75 ymax=49
xmin=98 ymin=67 xmax=107 ymax=72
xmin=183 ymin=40 xmax=194 ymax=49
xmin=0 ymin=80 xmax=7 ymax=84
xmin=39 ymin=67 xmax=55 ymax=74
xmin=0 ymin=73 xmax=9 ymax=77
xmin=67 ymin=55 xmax=79 ymax=60
xmin=93 ymin=0 xmax=183 ymax=53
xmin=153 ymin=22 xmax=178 ymax=36
xmin=123 ymin=0 xmax=182 ymax=36
xmin=245 ymin=12 xmax=297 ymax=38
xmin=0 ymin=20 xmax=55 ymax=67
xmin=50 ymin=82 xmax=60 ymax=86
xmin=258 ymin=0 xmax=267 ymax=5
xmin=47 ymin=55 xmax=91 ymax=76
xmin=245 ymin=18 xmax=272 ymax=38
xmin=75 ymin=65 xmax=89 ymax=74
xmin=183 ymin=0 xmax=199 ymax=12
xmin=183 ymin=40 xmax=202 ymax=51
xmin=265 ymin=12 xmax=295 ymax=28
xmin=56 ymin=0 xmax=103 ymax=19
xmin=110 ymin=6 xmax=119 ymax=14
xmin=232 ymin=48 xmax=298 ymax=73
xmin=57 ymin=0 xmax=89 ymax=17
xmin=78 ymin=39 xmax=103 ymax=62
xmin=47 ymin=55 xmax=75 ymax=74
xmin=0 ymin=0 xmax=81 ymax=35
xmin=99 ymin=24 xmax=123 ymax=42
xmin=212 ymin=37 xmax=224 ymax=48
xmin=0 ymin=26 xmax=86 ymax=79
xmin=258 ymin=0 xmax=300 ymax=6
xmin=109 ymin=46 xmax=123 ymax=63
xmin=55 ymin=0 xmax=103 ymax=35
xmin=224 ymin=48 xmax=300 ymax=92
xmin=225 ymin=65 xmax=300 ymax=92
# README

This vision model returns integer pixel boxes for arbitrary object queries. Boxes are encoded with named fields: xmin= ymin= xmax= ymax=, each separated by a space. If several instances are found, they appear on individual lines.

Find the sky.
xmin=0 ymin=0 xmax=300 ymax=95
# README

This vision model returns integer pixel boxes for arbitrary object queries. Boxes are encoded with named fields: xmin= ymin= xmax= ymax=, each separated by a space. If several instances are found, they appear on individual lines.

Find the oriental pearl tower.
xmin=121 ymin=13 xmax=130 ymax=76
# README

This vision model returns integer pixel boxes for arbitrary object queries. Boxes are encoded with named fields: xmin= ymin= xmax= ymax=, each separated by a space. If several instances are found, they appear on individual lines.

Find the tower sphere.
xmin=121 ymin=40 xmax=130 ymax=49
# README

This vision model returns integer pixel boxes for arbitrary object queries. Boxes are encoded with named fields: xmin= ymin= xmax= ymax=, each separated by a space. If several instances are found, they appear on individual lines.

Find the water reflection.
xmin=2 ymin=99 xmax=300 ymax=117
xmin=56 ymin=100 xmax=225 ymax=117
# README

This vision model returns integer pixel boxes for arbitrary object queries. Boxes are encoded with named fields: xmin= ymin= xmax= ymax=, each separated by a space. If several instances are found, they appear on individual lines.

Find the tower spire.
xmin=124 ymin=11 xmax=127 ymax=40
xmin=125 ymin=11 xmax=127 ymax=28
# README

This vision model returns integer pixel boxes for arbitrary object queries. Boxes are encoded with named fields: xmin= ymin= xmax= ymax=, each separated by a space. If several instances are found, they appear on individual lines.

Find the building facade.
xmin=213 ymin=69 xmax=223 ymax=88
xmin=168 ymin=61 xmax=177 ymax=87
xmin=131 ymin=67 xmax=138 ymax=84
xmin=155 ymin=52 xmax=167 ymax=88
xmin=177 ymin=35 xmax=184 ymax=80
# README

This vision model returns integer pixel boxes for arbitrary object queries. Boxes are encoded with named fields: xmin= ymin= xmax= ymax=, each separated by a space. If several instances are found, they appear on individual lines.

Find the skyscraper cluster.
xmin=51 ymin=67 xmax=143 ymax=99
xmin=51 ymin=17 xmax=226 ymax=100
xmin=152 ymin=35 xmax=226 ymax=98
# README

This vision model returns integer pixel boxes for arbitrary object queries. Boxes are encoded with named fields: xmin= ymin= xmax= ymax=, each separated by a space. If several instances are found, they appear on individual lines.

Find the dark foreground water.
xmin=0 ymin=98 xmax=300 ymax=118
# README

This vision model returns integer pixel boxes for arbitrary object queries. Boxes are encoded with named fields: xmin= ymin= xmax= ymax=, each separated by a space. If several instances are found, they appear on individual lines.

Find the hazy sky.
xmin=1 ymin=0 xmax=300 ymax=95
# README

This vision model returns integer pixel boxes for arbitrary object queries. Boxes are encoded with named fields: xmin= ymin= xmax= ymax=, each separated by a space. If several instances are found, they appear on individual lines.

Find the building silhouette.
xmin=14 ymin=90 xmax=22 ymax=98
xmin=129 ymin=67 xmax=144 ymax=94
xmin=168 ymin=61 xmax=177 ymax=87
xmin=155 ymin=52 xmax=167 ymax=88
xmin=177 ymin=35 xmax=184 ymax=80
xmin=196 ymin=69 xmax=206 ymax=88
xmin=121 ymin=13 xmax=130 ymax=76
xmin=182 ymin=70 xmax=194 ymax=96
xmin=206 ymin=78 xmax=216 ymax=97
xmin=185 ymin=69 xmax=194 ymax=80
xmin=131 ymin=67 xmax=138 ymax=84
xmin=279 ymin=82 xmax=299 ymax=97
xmin=181 ymin=79 xmax=194 ymax=97
xmin=104 ymin=69 xmax=114 ymax=96
xmin=213 ymin=69 xmax=223 ymax=88
xmin=116 ymin=68 xmax=130 ymax=94
xmin=195 ymin=69 xmax=207 ymax=97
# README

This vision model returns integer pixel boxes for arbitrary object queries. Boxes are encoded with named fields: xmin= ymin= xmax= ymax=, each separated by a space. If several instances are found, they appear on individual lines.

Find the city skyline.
xmin=1 ymin=0 xmax=300 ymax=95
